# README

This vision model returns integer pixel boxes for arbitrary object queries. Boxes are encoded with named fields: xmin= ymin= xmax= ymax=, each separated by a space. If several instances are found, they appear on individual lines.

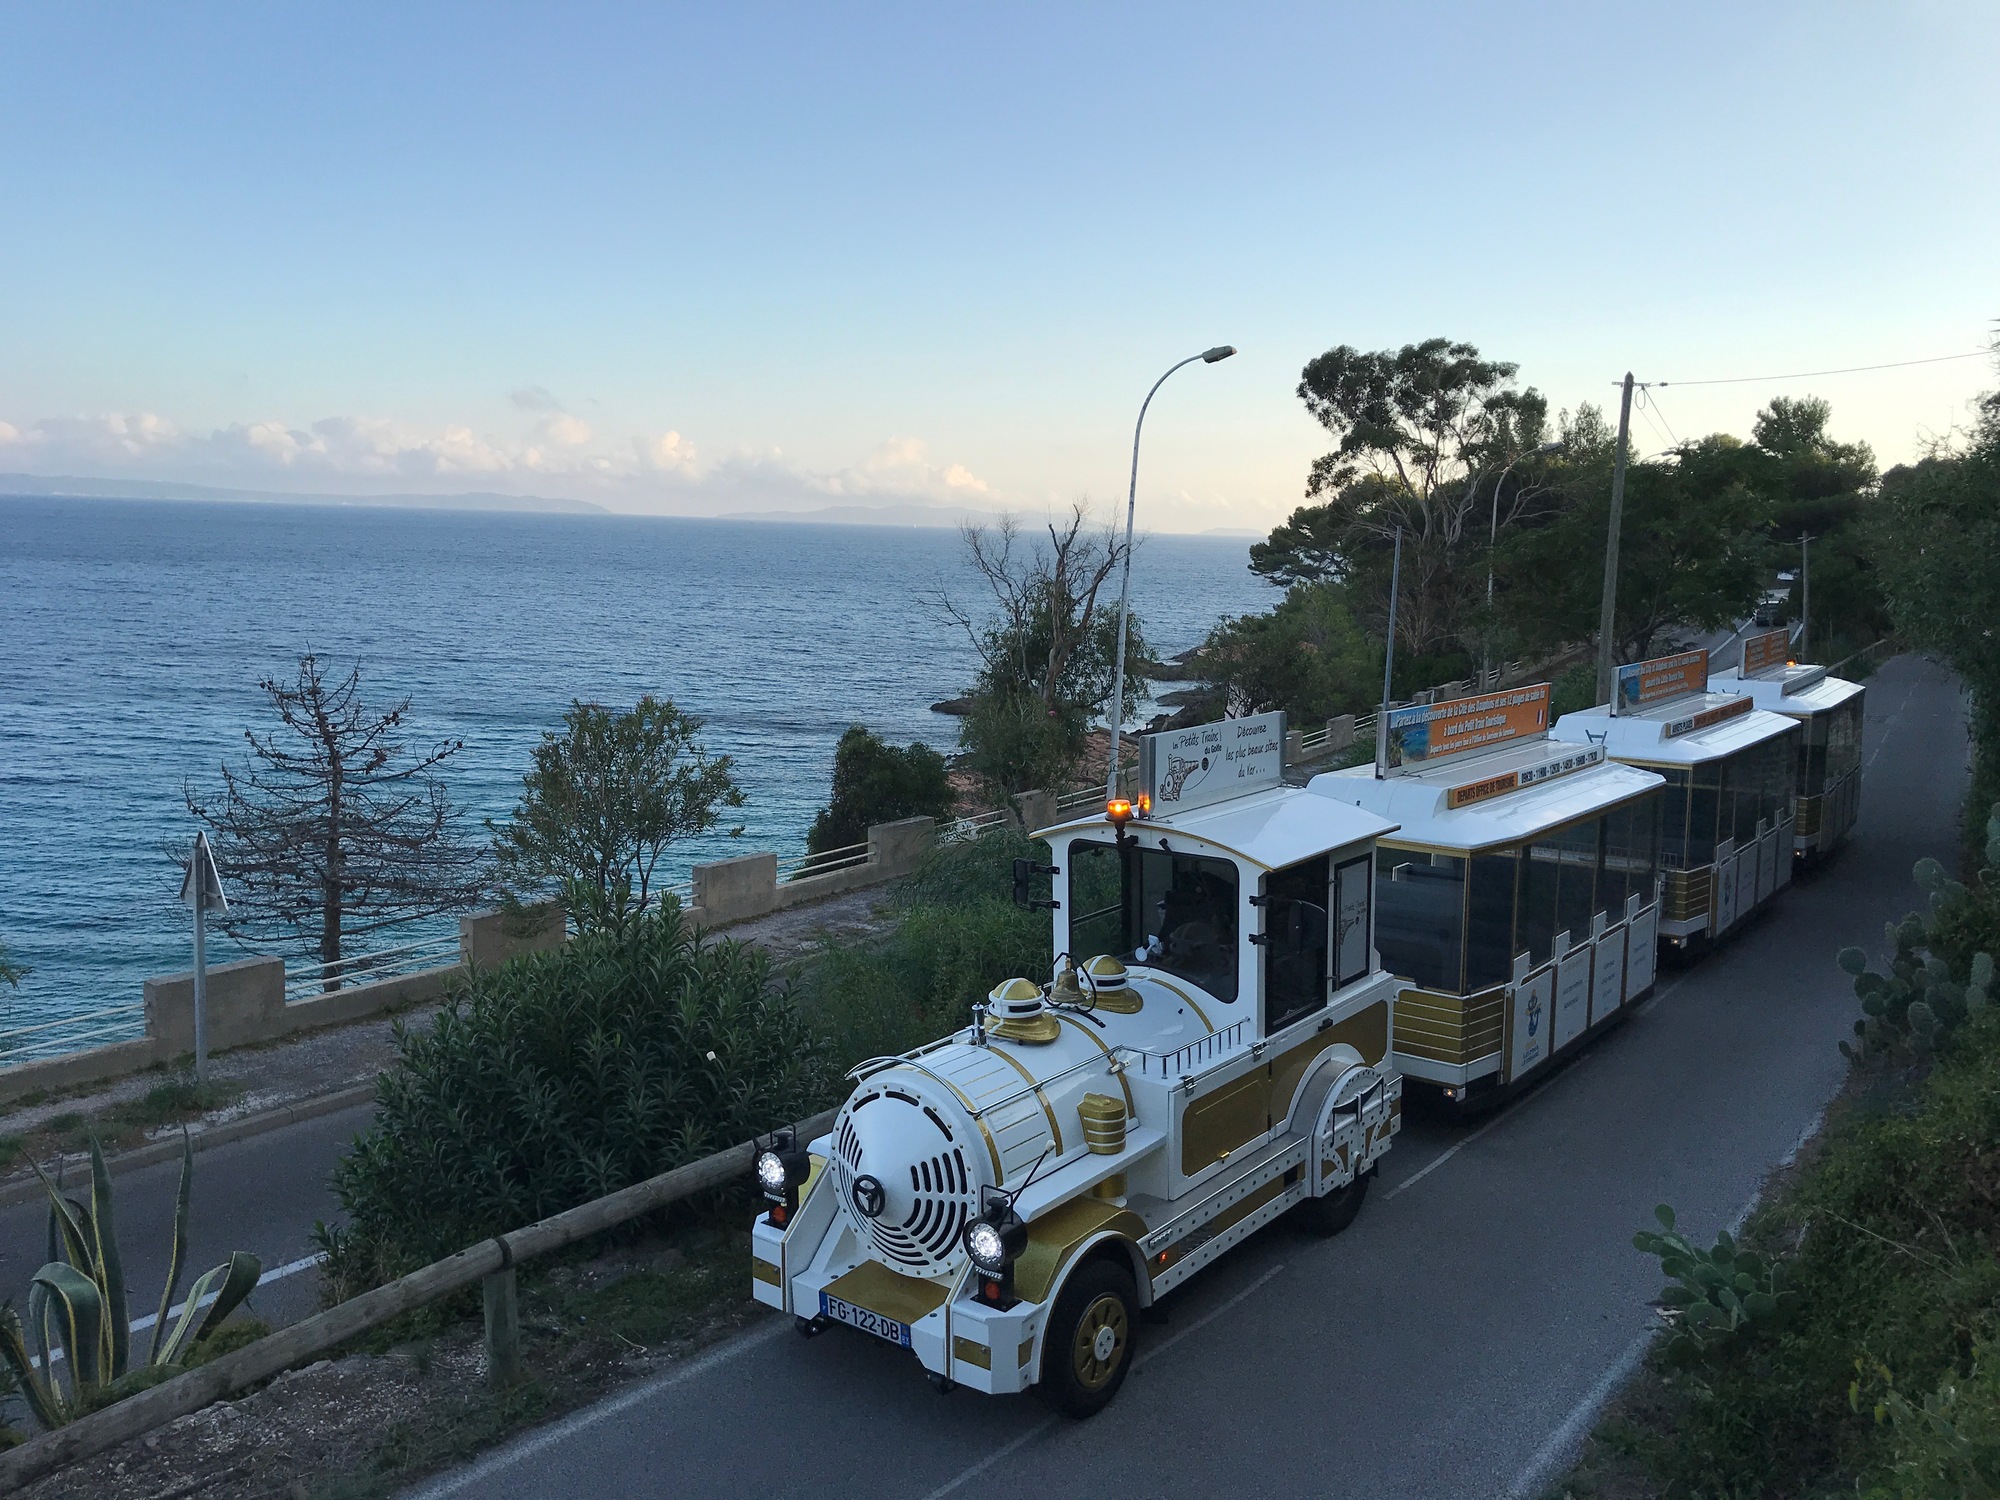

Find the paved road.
xmin=0 ymin=1103 xmax=368 ymax=1333
xmin=402 ymin=653 xmax=1964 ymax=1500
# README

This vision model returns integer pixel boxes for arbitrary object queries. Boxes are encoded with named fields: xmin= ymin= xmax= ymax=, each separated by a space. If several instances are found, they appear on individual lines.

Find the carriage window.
xmin=1374 ymin=849 xmax=1465 ymax=993
xmin=1465 ymin=849 xmax=1520 ymax=990
xmin=1068 ymin=840 xmax=1240 ymax=1003
xmin=1333 ymin=854 xmax=1372 ymax=989
xmin=1263 ymin=856 xmax=1330 ymax=1034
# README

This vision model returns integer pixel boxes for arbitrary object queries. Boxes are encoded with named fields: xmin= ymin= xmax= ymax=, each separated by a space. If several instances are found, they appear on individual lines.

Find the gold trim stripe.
xmin=986 ymin=1043 xmax=1065 ymax=1155
xmin=1142 ymin=975 xmax=1216 ymax=1032
xmin=1054 ymin=1013 xmax=1137 ymax=1115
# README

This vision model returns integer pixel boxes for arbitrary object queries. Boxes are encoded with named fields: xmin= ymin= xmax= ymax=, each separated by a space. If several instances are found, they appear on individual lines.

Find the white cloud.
xmin=0 ymin=405 xmax=997 ymax=517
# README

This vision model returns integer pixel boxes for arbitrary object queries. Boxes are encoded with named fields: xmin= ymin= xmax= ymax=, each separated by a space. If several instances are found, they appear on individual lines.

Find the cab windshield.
xmin=1068 ymin=839 xmax=1239 ymax=1002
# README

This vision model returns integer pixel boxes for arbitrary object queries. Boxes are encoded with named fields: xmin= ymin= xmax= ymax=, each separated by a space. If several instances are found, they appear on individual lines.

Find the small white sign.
xmin=1139 ymin=711 xmax=1286 ymax=817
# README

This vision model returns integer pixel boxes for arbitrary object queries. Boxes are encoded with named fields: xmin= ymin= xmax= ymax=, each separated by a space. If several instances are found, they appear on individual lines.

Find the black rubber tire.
xmin=1292 ymin=1168 xmax=1371 ymax=1238
xmin=1039 ymin=1258 xmax=1140 ymax=1418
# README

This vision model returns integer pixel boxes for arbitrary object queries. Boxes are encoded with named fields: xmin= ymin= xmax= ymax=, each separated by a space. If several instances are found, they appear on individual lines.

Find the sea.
xmin=0 ymin=496 xmax=1272 ymax=1047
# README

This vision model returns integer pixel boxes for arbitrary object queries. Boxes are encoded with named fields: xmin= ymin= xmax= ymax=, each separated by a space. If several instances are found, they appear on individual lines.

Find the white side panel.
xmin=1758 ymin=829 xmax=1779 ymax=902
xmin=1552 ymin=945 xmax=1592 ymax=1052
xmin=1627 ymin=903 xmax=1658 ymax=995
xmin=1507 ymin=965 xmax=1555 ymax=1081
xmin=1778 ymin=818 xmax=1797 ymax=885
xmin=1591 ymin=924 xmax=1627 ymax=1022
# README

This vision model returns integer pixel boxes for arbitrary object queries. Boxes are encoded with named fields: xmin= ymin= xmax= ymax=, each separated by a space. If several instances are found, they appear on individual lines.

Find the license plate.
xmin=819 ymin=1292 xmax=912 ymax=1349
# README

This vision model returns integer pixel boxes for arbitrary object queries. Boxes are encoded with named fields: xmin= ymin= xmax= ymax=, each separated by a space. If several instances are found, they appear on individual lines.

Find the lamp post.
xmin=1103 ymin=344 xmax=1237 ymax=803
xmin=1483 ymin=440 xmax=1567 ymax=686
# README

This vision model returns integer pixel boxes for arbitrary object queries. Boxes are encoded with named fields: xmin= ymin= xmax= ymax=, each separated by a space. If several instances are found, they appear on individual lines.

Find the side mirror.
xmin=1012 ymin=858 xmax=1061 ymax=911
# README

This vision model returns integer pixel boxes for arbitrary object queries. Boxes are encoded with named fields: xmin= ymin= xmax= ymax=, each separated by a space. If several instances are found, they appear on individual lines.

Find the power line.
xmin=1646 ymin=349 xmax=1991 ymax=389
xmin=1637 ymin=385 xmax=1680 ymax=446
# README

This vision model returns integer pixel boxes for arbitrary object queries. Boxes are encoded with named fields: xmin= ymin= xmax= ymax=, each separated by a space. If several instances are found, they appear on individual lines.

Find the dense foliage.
xmin=1874 ymin=383 xmax=2000 ymax=838
xmin=1195 ymin=582 xmax=1379 ymax=723
xmin=797 ymin=829 xmax=1053 ymax=1067
xmin=491 ymin=696 xmax=744 ymax=934
xmin=319 ymin=910 xmax=831 ymax=1290
xmin=1607 ymin=812 xmax=2000 ymax=1497
xmin=805 ymin=726 xmax=954 ymax=855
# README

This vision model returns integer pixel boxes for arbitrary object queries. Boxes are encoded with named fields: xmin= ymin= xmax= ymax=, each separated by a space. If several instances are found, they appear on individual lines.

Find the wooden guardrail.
xmin=0 ymin=1104 xmax=840 ymax=1493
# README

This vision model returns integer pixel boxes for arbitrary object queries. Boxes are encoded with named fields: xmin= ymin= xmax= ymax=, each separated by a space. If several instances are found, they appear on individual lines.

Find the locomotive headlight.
xmin=755 ymin=1149 xmax=790 ymax=1197
xmin=963 ymin=1191 xmax=1028 ymax=1306
xmin=754 ymin=1128 xmax=811 ymax=1226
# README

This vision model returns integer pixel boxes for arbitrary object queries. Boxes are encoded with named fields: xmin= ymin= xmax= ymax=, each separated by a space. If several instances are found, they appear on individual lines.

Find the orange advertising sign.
xmin=1384 ymin=684 xmax=1550 ymax=771
xmin=1742 ymin=629 xmax=1790 ymax=678
xmin=1616 ymin=648 xmax=1708 ymax=711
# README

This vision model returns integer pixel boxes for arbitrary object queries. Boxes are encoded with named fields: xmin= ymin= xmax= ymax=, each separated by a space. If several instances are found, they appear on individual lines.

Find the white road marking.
xmin=918 ymin=1417 xmax=1057 ymax=1500
xmin=401 ymin=1319 xmax=792 ymax=1500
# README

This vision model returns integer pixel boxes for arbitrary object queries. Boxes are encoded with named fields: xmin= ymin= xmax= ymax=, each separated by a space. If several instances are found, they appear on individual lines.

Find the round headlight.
xmin=755 ymin=1149 xmax=789 ymax=1197
xmin=965 ymin=1218 xmax=1009 ymax=1272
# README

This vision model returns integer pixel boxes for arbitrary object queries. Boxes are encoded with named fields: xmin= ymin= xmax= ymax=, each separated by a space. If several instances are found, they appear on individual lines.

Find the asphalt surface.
xmin=398 ymin=652 xmax=1965 ymax=1500
xmin=0 ymin=1103 xmax=368 ymax=1334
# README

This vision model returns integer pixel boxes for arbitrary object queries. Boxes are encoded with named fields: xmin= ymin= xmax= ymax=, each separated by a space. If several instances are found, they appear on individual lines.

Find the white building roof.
xmin=1035 ymin=783 xmax=1397 ymax=870
xmin=1550 ymin=692 xmax=1800 ymax=765
xmin=1710 ymin=665 xmax=1866 ymax=717
xmin=1308 ymin=741 xmax=1663 ymax=852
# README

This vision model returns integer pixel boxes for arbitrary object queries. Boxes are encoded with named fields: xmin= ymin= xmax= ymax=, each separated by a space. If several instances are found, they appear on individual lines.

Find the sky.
xmin=0 ymin=2 xmax=1994 ymax=533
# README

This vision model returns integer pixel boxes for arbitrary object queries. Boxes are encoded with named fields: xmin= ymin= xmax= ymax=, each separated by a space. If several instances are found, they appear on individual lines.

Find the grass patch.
xmin=0 ymin=1136 xmax=21 ymax=1172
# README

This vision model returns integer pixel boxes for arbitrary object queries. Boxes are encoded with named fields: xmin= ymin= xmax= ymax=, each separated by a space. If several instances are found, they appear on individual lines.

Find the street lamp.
xmin=1103 ymin=345 xmax=1237 ymax=803
xmin=1483 ymin=440 xmax=1567 ymax=686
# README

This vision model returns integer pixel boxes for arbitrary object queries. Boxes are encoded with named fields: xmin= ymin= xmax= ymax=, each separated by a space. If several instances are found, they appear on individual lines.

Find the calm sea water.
xmin=0 ymin=497 xmax=1270 ymax=1039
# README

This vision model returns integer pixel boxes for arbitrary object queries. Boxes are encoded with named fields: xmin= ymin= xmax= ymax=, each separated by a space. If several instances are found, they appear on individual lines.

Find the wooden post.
xmin=483 ymin=1265 xmax=522 ymax=1388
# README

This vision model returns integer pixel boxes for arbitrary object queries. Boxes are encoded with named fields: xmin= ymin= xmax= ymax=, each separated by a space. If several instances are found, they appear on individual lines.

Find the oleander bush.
xmin=318 ymin=906 xmax=834 ymax=1293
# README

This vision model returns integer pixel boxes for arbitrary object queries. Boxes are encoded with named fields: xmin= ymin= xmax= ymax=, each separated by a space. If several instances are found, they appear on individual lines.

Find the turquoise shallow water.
xmin=0 ymin=496 xmax=1271 ymax=1040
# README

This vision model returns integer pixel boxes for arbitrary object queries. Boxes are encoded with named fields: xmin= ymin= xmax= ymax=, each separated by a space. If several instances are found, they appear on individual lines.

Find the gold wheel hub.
xmin=1070 ymin=1292 xmax=1129 ymax=1390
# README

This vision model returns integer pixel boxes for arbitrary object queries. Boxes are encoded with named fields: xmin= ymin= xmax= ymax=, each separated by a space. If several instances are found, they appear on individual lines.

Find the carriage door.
xmin=1262 ymin=855 xmax=1331 ymax=1035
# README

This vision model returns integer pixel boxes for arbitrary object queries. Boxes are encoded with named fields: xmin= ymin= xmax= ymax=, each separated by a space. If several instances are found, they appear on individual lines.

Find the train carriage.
xmin=750 ymin=712 xmax=1408 ymax=1415
xmin=1312 ymin=683 xmax=1666 ymax=1109
xmin=1551 ymin=648 xmax=1803 ymax=955
xmin=1712 ymin=628 xmax=1866 ymax=867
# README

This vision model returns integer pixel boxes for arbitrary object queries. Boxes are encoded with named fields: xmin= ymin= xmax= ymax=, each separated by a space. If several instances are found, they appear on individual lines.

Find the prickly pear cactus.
xmin=1838 ymin=809 xmax=2000 ymax=1061
xmin=1633 ymin=1204 xmax=1799 ymax=1364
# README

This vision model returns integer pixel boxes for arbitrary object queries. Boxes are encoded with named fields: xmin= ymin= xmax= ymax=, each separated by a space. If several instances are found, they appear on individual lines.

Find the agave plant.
xmin=0 ymin=1132 xmax=261 ymax=1430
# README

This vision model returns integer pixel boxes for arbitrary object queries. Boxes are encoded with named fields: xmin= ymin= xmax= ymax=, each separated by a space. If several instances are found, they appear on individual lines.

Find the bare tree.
xmin=930 ymin=504 xmax=1149 ymax=795
xmin=183 ymin=655 xmax=489 ymax=978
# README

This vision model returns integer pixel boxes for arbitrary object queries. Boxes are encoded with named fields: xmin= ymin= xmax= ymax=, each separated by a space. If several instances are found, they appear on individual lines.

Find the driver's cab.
xmin=1032 ymin=716 xmax=1400 ymax=1197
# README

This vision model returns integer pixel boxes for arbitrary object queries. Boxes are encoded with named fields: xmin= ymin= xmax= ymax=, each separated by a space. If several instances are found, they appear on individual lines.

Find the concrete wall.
xmin=687 ymin=816 xmax=942 ymax=929
xmin=145 ymin=956 xmax=288 ymax=1054
xmin=0 ymin=901 xmax=568 ymax=1106
xmin=462 ymin=903 xmax=568 ymax=971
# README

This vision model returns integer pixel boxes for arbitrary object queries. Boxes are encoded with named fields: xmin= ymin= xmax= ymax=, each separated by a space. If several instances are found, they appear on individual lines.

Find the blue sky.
xmin=1 ymin=3 xmax=1993 ymax=531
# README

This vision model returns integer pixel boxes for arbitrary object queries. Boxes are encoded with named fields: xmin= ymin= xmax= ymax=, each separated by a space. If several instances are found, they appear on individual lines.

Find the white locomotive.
xmin=752 ymin=715 xmax=1403 ymax=1415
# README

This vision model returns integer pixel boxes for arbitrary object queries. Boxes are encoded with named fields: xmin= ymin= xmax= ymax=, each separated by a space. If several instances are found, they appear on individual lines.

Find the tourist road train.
xmin=750 ymin=627 xmax=1863 ymax=1414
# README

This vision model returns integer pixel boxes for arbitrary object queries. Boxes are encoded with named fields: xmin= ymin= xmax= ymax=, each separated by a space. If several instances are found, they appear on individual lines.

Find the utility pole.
xmin=1374 ymin=527 xmax=1403 ymax=778
xmin=1596 ymin=373 xmax=1636 ymax=708
xmin=1800 ymin=534 xmax=1813 ymax=662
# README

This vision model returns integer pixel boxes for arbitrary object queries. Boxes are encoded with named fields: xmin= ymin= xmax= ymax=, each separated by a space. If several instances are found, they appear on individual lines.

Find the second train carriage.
xmin=1551 ymin=647 xmax=1803 ymax=954
xmin=1314 ymin=682 xmax=1666 ymax=1108
xmin=1712 ymin=627 xmax=1867 ymax=867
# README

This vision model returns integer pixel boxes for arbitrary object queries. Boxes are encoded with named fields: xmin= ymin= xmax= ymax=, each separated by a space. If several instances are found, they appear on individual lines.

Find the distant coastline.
xmin=0 ymin=473 xmax=607 ymax=515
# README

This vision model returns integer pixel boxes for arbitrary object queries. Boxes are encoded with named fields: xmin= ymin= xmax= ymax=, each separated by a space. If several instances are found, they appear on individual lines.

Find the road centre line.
xmin=32 ymin=1251 xmax=327 ymax=1368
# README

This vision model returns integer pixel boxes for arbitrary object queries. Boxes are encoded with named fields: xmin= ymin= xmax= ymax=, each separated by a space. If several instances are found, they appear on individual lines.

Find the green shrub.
xmin=806 ymin=727 xmax=954 ymax=855
xmin=798 ymin=829 xmax=1052 ymax=1066
xmin=319 ymin=907 xmax=833 ymax=1292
